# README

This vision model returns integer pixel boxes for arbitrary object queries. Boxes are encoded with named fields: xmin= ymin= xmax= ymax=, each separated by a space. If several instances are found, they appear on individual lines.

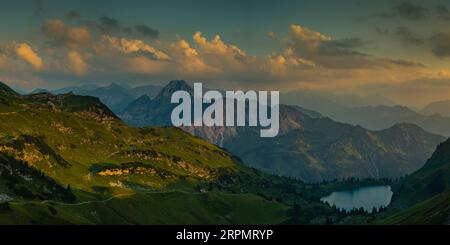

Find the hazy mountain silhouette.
xmin=121 ymin=81 xmax=445 ymax=182
xmin=283 ymin=92 xmax=450 ymax=137
xmin=421 ymin=100 xmax=450 ymax=117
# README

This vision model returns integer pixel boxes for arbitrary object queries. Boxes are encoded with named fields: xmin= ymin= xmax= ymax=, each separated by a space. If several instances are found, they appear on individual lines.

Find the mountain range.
xmin=30 ymin=83 xmax=162 ymax=115
xmin=421 ymin=100 xmax=450 ymax=118
xmin=282 ymin=92 xmax=450 ymax=137
xmin=0 ymin=81 xmax=340 ymax=224
xmin=34 ymin=82 xmax=450 ymax=138
xmin=121 ymin=80 xmax=445 ymax=182
xmin=0 ymin=80 xmax=449 ymax=224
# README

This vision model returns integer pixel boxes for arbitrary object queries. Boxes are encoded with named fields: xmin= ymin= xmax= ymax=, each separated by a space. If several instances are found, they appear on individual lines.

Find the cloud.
xmin=2 ymin=18 xmax=432 ymax=102
xmin=436 ymin=5 xmax=450 ymax=21
xmin=84 ymin=16 xmax=160 ymax=41
xmin=289 ymin=24 xmax=331 ymax=51
xmin=388 ymin=59 xmax=424 ymax=67
xmin=265 ymin=48 xmax=316 ymax=75
xmin=42 ymin=19 xmax=91 ymax=49
xmin=14 ymin=43 xmax=44 ymax=70
xmin=176 ymin=39 xmax=198 ymax=57
xmin=381 ymin=1 xmax=430 ymax=20
xmin=121 ymin=56 xmax=169 ymax=75
xmin=392 ymin=26 xmax=426 ymax=45
xmin=377 ymin=26 xmax=427 ymax=46
xmin=379 ymin=26 xmax=450 ymax=58
xmin=193 ymin=32 xmax=247 ymax=62
xmin=66 ymin=50 xmax=87 ymax=75
xmin=319 ymin=38 xmax=366 ymax=56
xmin=97 ymin=16 xmax=124 ymax=34
xmin=0 ymin=53 xmax=6 ymax=68
xmin=170 ymin=39 xmax=216 ymax=74
xmin=361 ymin=75 xmax=450 ymax=107
xmin=284 ymin=24 xmax=389 ymax=69
xmin=100 ymin=35 xmax=170 ymax=61
xmin=0 ymin=47 xmax=6 ymax=68
xmin=431 ymin=32 xmax=450 ymax=57
xmin=134 ymin=24 xmax=159 ymax=39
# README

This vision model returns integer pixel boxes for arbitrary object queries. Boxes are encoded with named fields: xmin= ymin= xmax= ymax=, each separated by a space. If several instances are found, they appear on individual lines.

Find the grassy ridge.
xmin=0 ymin=191 xmax=289 ymax=225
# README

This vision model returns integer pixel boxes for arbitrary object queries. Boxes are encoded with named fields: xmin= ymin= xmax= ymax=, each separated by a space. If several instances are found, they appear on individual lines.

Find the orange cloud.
xmin=289 ymin=24 xmax=331 ymax=50
xmin=0 ymin=53 xmax=6 ymax=68
xmin=14 ymin=43 xmax=44 ymax=70
xmin=42 ymin=19 xmax=91 ymax=49
xmin=193 ymin=32 xmax=247 ymax=61
xmin=67 ymin=50 xmax=87 ymax=75
xmin=170 ymin=39 xmax=213 ymax=74
xmin=124 ymin=56 xmax=169 ymax=75
xmin=100 ymin=35 xmax=170 ymax=60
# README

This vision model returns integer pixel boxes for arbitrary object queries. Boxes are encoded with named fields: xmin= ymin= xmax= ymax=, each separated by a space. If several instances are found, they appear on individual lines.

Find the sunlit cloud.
xmin=42 ymin=19 xmax=91 ymax=49
xmin=0 ymin=15 xmax=443 ymax=107
xmin=0 ymin=53 xmax=6 ymax=68
xmin=13 ymin=43 xmax=44 ymax=71
xmin=66 ymin=50 xmax=87 ymax=75
xmin=193 ymin=32 xmax=247 ymax=62
xmin=100 ymin=35 xmax=169 ymax=60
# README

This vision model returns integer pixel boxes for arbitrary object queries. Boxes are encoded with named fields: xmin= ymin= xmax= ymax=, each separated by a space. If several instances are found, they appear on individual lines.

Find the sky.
xmin=1 ymin=0 xmax=450 ymax=107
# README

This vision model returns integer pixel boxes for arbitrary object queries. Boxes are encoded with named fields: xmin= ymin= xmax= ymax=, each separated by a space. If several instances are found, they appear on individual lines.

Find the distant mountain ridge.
xmin=326 ymin=105 xmax=450 ymax=137
xmin=283 ymin=93 xmax=450 ymax=137
xmin=30 ymin=83 xmax=162 ymax=115
xmin=121 ymin=80 xmax=445 ymax=182
xmin=421 ymin=100 xmax=450 ymax=118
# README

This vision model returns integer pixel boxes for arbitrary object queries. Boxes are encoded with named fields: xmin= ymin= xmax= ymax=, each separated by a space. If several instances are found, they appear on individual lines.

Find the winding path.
xmin=9 ymin=189 xmax=180 ymax=207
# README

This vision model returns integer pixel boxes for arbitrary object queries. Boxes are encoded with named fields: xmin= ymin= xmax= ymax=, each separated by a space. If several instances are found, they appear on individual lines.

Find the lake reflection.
xmin=320 ymin=185 xmax=393 ymax=213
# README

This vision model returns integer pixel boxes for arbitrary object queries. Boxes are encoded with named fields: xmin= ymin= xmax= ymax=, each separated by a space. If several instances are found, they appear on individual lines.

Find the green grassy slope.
xmin=389 ymin=138 xmax=450 ymax=208
xmin=374 ymin=138 xmax=450 ymax=224
xmin=375 ymin=190 xmax=450 ymax=225
xmin=0 ymin=82 xmax=331 ymax=224
xmin=0 ymin=191 xmax=289 ymax=225
xmin=0 ymin=92 xmax=239 ymax=192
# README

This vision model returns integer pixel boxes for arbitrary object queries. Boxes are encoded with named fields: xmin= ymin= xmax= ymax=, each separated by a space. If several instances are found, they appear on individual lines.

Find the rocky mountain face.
xmin=121 ymin=80 xmax=191 ymax=126
xmin=223 ymin=112 xmax=444 ymax=182
xmin=121 ymin=81 xmax=445 ymax=182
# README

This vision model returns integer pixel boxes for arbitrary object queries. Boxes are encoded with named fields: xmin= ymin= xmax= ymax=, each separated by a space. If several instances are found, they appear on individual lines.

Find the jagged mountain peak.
xmin=167 ymin=80 xmax=191 ymax=88
xmin=160 ymin=80 xmax=193 ymax=94
xmin=150 ymin=80 xmax=193 ymax=105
